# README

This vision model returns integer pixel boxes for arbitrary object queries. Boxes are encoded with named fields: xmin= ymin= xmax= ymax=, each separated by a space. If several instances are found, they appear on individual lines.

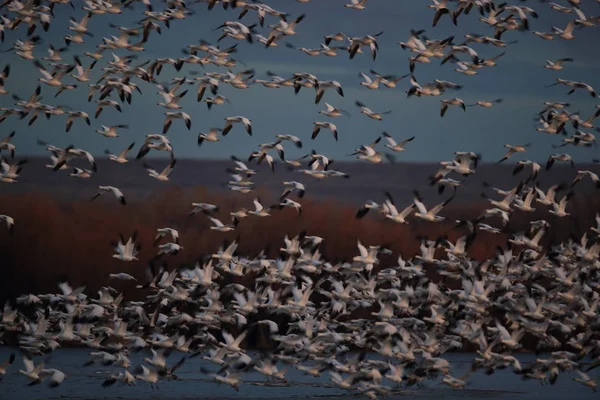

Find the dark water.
xmin=0 ymin=348 xmax=597 ymax=400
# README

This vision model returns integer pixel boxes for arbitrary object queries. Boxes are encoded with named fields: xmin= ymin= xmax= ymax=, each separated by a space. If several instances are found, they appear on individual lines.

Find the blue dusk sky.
xmin=0 ymin=0 xmax=599 ymax=163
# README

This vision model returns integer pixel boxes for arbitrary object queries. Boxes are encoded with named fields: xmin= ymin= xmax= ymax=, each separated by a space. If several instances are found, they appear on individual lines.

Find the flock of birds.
xmin=1 ymin=0 xmax=600 ymax=398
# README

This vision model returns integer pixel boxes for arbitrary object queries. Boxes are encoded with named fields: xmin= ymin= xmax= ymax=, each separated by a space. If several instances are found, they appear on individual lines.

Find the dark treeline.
xmin=1 ymin=185 xmax=599 ymax=303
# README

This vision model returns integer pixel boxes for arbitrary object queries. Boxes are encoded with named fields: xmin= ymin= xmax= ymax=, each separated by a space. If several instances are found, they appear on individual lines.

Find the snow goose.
xmin=572 ymin=170 xmax=600 ymax=188
xmin=69 ymin=167 xmax=93 ymax=179
xmin=545 ymin=58 xmax=574 ymax=71
xmin=71 ymin=56 xmax=97 ymax=82
xmin=134 ymin=365 xmax=159 ymax=390
xmin=468 ymin=98 xmax=503 ymax=108
xmin=209 ymin=216 xmax=239 ymax=232
xmin=198 ymin=128 xmax=222 ymax=146
xmin=412 ymin=190 xmax=454 ymax=222
xmin=315 ymin=80 xmax=344 ymax=104
xmin=273 ymin=198 xmax=302 ymax=215
xmin=498 ymin=143 xmax=531 ymax=163
xmin=65 ymin=111 xmax=91 ymax=132
xmin=533 ymin=31 xmax=556 ymax=40
xmin=535 ymin=183 xmax=566 ymax=206
xmin=154 ymin=228 xmax=179 ymax=246
xmin=0 ymin=130 xmax=16 ymax=158
xmin=552 ymin=21 xmax=576 ymax=40
xmin=514 ymin=187 xmax=537 ymax=212
xmin=482 ymin=182 xmax=523 ymax=211
xmin=19 ymin=353 xmax=45 ymax=384
xmin=102 ymin=369 xmax=136 ymax=387
xmin=189 ymin=202 xmax=219 ymax=216
xmin=382 ymin=132 xmax=415 ymax=152
xmin=383 ymin=192 xmax=415 ymax=224
xmin=348 ymin=31 xmax=383 ymax=60
xmin=91 ymin=186 xmax=126 ymax=205
xmin=440 ymin=98 xmax=466 ymax=116
xmin=157 ymin=89 xmax=188 ymax=110
xmin=281 ymin=181 xmax=305 ymax=199
xmin=39 ymin=368 xmax=66 ymax=387
xmin=157 ymin=242 xmax=183 ymax=257
xmin=549 ymin=192 xmax=574 ymax=217
xmin=276 ymin=134 xmax=302 ymax=148
xmin=312 ymin=121 xmax=338 ymax=141
xmin=572 ymin=370 xmax=597 ymax=391
xmin=0 ymin=353 xmax=15 ymax=380
xmin=33 ymin=60 xmax=74 ymax=88
xmin=105 ymin=142 xmax=135 ymax=163
xmin=95 ymin=99 xmax=122 ymax=118
xmin=344 ymin=0 xmax=368 ymax=10
xmin=112 ymin=232 xmax=140 ymax=261
xmin=355 ymin=101 xmax=391 ymax=120
xmin=430 ymin=0 xmax=456 ymax=27
xmin=359 ymin=71 xmax=387 ymax=90
xmin=223 ymin=116 xmax=252 ymax=136
xmin=144 ymin=159 xmax=177 ymax=182
xmin=163 ymin=111 xmax=191 ymax=133
xmin=319 ymin=102 xmax=350 ymax=118
xmin=96 ymin=124 xmax=129 ymax=138
xmin=249 ymin=198 xmax=271 ymax=217
xmin=546 ymin=153 xmax=575 ymax=170
xmin=206 ymin=95 xmax=229 ymax=109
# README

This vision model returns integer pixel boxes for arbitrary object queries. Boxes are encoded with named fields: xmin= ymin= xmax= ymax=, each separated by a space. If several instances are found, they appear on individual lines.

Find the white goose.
xmin=223 ymin=116 xmax=252 ymax=136
xmin=91 ymin=186 xmax=126 ymax=205
xmin=412 ymin=190 xmax=454 ymax=222
xmin=105 ymin=142 xmax=135 ymax=163
xmin=355 ymin=101 xmax=391 ymax=120
xmin=382 ymin=132 xmax=415 ymax=152
xmin=144 ymin=159 xmax=177 ymax=182
xmin=112 ymin=233 xmax=140 ymax=262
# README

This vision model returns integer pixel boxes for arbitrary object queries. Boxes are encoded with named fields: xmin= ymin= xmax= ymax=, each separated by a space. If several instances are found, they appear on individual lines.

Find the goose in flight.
xmin=154 ymin=228 xmax=179 ymax=246
xmin=112 ymin=232 xmax=140 ymax=262
xmin=105 ymin=142 xmax=135 ymax=163
xmin=468 ymin=98 xmax=503 ymax=108
xmin=348 ymin=31 xmax=383 ymax=60
xmin=69 ymin=168 xmax=93 ymax=179
xmin=381 ymin=132 xmax=415 ymax=152
xmin=223 ymin=116 xmax=252 ymax=136
xmin=383 ymin=192 xmax=415 ymax=224
xmin=344 ymin=0 xmax=368 ymax=10
xmin=498 ymin=143 xmax=531 ymax=163
xmin=546 ymin=153 xmax=575 ymax=170
xmin=249 ymin=198 xmax=271 ymax=217
xmin=273 ymin=198 xmax=302 ymax=215
xmin=276 ymin=135 xmax=302 ymax=148
xmin=198 ymin=128 xmax=222 ymax=146
xmin=552 ymin=21 xmax=576 ymax=40
xmin=144 ymin=159 xmax=177 ymax=182
xmin=549 ymin=191 xmax=574 ymax=217
xmin=163 ymin=112 xmax=191 ymax=133
xmin=355 ymin=101 xmax=391 ymax=120
xmin=18 ymin=353 xmax=45 ymax=385
xmin=95 ymin=124 xmax=129 ymax=138
xmin=209 ymin=216 xmax=239 ymax=232
xmin=544 ymin=58 xmax=574 ymax=71
xmin=359 ymin=70 xmax=391 ymax=90
xmin=0 ymin=352 xmax=15 ymax=380
xmin=91 ymin=186 xmax=126 ymax=205
xmin=312 ymin=122 xmax=338 ymax=141
xmin=0 ymin=130 xmax=16 ymax=158
xmin=95 ymin=99 xmax=122 ymax=119
xmin=0 ymin=215 xmax=13 ymax=234
xmin=513 ymin=160 xmax=541 ymax=183
xmin=65 ymin=111 xmax=91 ymax=132
xmin=315 ymin=80 xmax=344 ymax=104
xmin=71 ymin=56 xmax=97 ymax=82
xmin=572 ymin=170 xmax=600 ymax=188
xmin=189 ymin=202 xmax=219 ymax=216
xmin=281 ymin=181 xmax=305 ymax=199
xmin=412 ymin=190 xmax=454 ymax=222
xmin=318 ymin=102 xmax=350 ymax=118
xmin=39 ymin=368 xmax=66 ymax=387
xmin=482 ymin=182 xmax=523 ymax=212
xmin=440 ymin=98 xmax=466 ymax=117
